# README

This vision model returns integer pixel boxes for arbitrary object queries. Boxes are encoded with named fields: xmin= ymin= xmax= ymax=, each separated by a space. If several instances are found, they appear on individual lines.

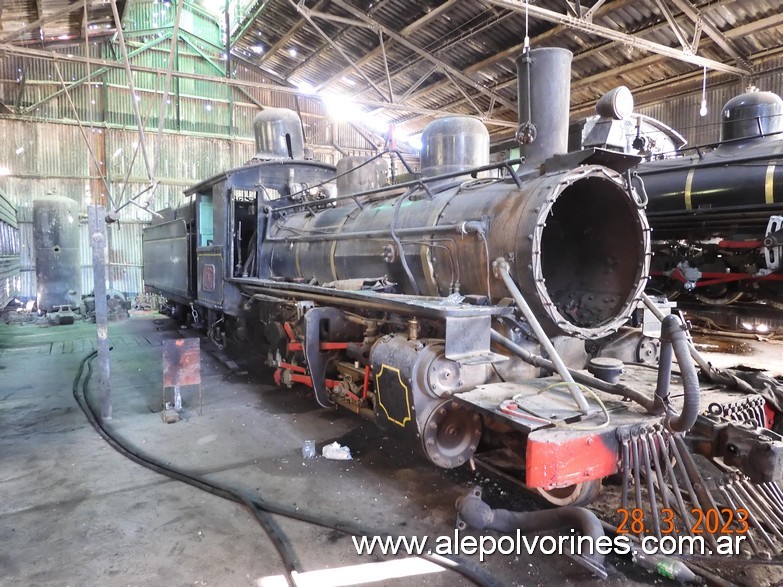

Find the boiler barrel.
xmin=262 ymin=166 xmax=650 ymax=340
xmin=639 ymin=141 xmax=783 ymax=238
xmin=33 ymin=196 xmax=81 ymax=312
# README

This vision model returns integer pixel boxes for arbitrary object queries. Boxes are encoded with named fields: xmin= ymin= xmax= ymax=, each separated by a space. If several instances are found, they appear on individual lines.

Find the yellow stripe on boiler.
xmin=684 ymin=164 xmax=697 ymax=211
xmin=765 ymin=144 xmax=783 ymax=204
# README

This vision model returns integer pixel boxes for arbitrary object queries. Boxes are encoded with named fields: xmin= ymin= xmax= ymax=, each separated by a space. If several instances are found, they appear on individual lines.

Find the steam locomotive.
xmin=143 ymin=48 xmax=783 ymax=541
xmin=638 ymin=89 xmax=783 ymax=306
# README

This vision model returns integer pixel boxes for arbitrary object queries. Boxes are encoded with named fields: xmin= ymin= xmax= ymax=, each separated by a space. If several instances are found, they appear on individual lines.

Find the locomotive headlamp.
xmin=595 ymin=86 xmax=634 ymax=120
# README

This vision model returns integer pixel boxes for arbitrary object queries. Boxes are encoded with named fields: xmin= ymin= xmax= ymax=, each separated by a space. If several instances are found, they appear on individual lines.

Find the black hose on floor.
xmin=73 ymin=351 xmax=301 ymax=587
xmin=73 ymin=351 xmax=501 ymax=587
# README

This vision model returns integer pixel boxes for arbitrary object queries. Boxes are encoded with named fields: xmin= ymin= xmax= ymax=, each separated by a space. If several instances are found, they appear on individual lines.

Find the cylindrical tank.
xmin=516 ymin=47 xmax=573 ymax=168
xmin=33 ymin=196 xmax=81 ymax=312
xmin=420 ymin=117 xmax=489 ymax=177
xmin=721 ymin=90 xmax=783 ymax=142
xmin=253 ymin=107 xmax=305 ymax=160
xmin=264 ymin=165 xmax=650 ymax=340
xmin=336 ymin=156 xmax=387 ymax=196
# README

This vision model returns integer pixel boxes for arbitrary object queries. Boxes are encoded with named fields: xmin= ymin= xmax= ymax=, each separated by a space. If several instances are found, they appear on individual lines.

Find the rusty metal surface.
xmin=162 ymin=338 xmax=201 ymax=387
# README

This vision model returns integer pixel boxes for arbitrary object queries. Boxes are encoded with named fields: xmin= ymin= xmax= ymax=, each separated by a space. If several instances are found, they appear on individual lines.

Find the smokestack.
xmin=516 ymin=47 xmax=573 ymax=168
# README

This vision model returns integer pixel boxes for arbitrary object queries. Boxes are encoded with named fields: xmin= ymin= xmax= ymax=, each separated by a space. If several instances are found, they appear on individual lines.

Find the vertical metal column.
xmin=88 ymin=205 xmax=112 ymax=421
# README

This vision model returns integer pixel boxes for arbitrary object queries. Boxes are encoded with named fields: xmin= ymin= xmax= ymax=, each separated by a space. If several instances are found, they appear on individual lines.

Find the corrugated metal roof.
xmin=227 ymin=0 xmax=783 ymax=140
xmin=1 ymin=0 xmax=782 ymax=144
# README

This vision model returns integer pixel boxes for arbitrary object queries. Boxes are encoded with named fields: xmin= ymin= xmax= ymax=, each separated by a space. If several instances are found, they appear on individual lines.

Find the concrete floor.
xmin=0 ymin=313 xmax=729 ymax=587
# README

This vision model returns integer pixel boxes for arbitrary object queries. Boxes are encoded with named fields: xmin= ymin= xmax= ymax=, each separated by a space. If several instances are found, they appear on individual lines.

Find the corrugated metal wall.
xmin=0 ymin=119 xmax=262 ymax=299
xmin=0 ymin=0 xmax=385 ymax=301
xmin=637 ymin=63 xmax=783 ymax=147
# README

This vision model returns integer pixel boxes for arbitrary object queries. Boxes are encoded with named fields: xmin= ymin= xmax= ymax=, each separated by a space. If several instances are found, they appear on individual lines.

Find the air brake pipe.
xmin=264 ymin=217 xmax=488 ymax=244
xmin=271 ymin=158 xmax=525 ymax=213
xmin=654 ymin=314 xmax=701 ymax=433
xmin=490 ymin=330 xmax=656 ymax=412
xmin=456 ymin=486 xmax=607 ymax=579
xmin=492 ymin=258 xmax=591 ymax=414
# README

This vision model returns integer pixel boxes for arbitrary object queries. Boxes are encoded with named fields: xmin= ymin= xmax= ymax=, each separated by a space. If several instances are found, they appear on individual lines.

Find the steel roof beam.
xmin=230 ymin=0 xmax=273 ymax=46
xmin=254 ymin=0 xmax=329 ymax=66
xmin=483 ymin=0 xmax=749 ymax=75
xmin=653 ymin=0 xmax=693 ymax=52
xmin=725 ymin=12 xmax=783 ymax=39
xmin=0 ymin=0 xmax=86 ymax=43
xmin=20 ymin=33 xmax=172 ymax=114
xmin=0 ymin=42 xmax=517 ymax=128
xmin=287 ymin=0 xmax=389 ymax=101
xmin=314 ymin=0 xmax=460 ymax=93
xmin=329 ymin=0 xmax=517 ymax=112
xmin=284 ymin=0 xmax=394 ymax=81
xmin=668 ymin=0 xmax=753 ymax=71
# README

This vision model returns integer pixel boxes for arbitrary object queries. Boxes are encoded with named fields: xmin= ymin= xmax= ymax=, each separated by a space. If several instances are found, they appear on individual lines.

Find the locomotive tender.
xmin=144 ymin=48 xmax=783 ymax=512
xmin=639 ymin=89 xmax=783 ymax=306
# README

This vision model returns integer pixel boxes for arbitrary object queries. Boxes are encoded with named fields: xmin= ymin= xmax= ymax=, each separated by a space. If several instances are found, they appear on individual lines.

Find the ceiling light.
xmin=288 ymin=47 xmax=298 ymax=57
xmin=251 ymin=45 xmax=265 ymax=54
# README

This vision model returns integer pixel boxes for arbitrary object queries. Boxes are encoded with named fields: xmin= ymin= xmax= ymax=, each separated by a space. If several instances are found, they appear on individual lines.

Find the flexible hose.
xmin=456 ymin=487 xmax=606 ymax=577
xmin=73 ymin=352 xmax=301 ymax=584
xmin=73 ymin=351 xmax=500 ymax=587
xmin=655 ymin=314 xmax=701 ymax=432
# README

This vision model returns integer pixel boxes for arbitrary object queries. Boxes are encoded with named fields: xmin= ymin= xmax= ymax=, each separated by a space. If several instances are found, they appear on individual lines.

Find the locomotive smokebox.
xmin=253 ymin=107 xmax=305 ymax=160
xmin=721 ymin=89 xmax=783 ymax=142
xmin=516 ymin=47 xmax=572 ymax=168
xmin=33 ymin=196 xmax=81 ymax=312
xmin=420 ymin=117 xmax=489 ymax=178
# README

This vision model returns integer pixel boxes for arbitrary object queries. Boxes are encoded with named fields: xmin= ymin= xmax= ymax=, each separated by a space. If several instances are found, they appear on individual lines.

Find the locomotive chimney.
xmin=252 ymin=107 xmax=305 ymax=160
xmin=516 ymin=47 xmax=573 ymax=168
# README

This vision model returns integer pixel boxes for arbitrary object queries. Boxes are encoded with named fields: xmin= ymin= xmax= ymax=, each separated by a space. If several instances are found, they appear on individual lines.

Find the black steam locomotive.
xmin=143 ymin=48 xmax=783 ymax=548
xmin=639 ymin=89 xmax=783 ymax=306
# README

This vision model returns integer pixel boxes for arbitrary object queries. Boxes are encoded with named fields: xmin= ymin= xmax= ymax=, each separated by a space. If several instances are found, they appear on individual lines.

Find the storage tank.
xmin=33 ymin=196 xmax=81 ymax=312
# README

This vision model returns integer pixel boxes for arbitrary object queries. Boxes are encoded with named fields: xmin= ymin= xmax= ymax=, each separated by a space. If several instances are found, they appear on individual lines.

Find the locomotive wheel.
xmin=692 ymin=287 xmax=744 ymax=305
xmin=536 ymin=479 xmax=602 ymax=507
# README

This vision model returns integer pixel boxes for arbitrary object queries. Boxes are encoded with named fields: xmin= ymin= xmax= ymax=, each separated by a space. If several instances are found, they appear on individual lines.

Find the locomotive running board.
xmin=452 ymin=380 xmax=588 ymax=433
xmin=232 ymin=278 xmax=513 ymax=319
